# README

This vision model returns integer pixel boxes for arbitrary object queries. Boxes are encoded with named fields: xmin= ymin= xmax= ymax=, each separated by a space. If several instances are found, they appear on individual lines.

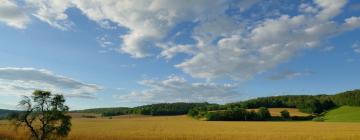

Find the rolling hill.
xmin=324 ymin=106 xmax=360 ymax=122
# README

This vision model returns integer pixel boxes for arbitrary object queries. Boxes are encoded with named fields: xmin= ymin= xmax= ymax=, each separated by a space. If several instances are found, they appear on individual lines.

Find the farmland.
xmin=1 ymin=115 xmax=360 ymax=140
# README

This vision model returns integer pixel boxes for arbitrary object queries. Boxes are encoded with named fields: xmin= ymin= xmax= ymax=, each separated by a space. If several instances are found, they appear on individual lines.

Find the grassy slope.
xmin=324 ymin=106 xmax=360 ymax=122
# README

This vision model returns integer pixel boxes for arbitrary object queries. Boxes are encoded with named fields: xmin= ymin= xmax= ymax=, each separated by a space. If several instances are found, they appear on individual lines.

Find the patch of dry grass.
xmin=1 ymin=115 xmax=359 ymax=140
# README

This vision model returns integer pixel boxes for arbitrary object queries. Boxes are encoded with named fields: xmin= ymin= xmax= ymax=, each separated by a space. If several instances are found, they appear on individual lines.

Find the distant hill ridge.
xmin=72 ymin=89 xmax=360 ymax=116
xmin=0 ymin=109 xmax=18 ymax=119
xmin=2 ymin=89 xmax=359 ymax=118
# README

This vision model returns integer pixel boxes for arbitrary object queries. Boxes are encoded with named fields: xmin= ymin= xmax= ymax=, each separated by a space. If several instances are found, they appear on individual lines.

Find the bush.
xmin=204 ymin=107 xmax=274 ymax=121
xmin=291 ymin=116 xmax=314 ymax=121
xmin=257 ymin=107 xmax=271 ymax=121
xmin=313 ymin=117 xmax=325 ymax=122
xmin=280 ymin=110 xmax=290 ymax=119
xmin=81 ymin=115 xmax=97 ymax=118
xmin=205 ymin=111 xmax=224 ymax=121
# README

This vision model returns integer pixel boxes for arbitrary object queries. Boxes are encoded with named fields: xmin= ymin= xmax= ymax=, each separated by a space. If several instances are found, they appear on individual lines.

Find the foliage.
xmin=225 ymin=89 xmax=360 ymax=114
xmin=81 ymin=115 xmax=97 ymax=118
xmin=257 ymin=107 xmax=271 ymax=120
xmin=8 ymin=90 xmax=71 ymax=140
xmin=0 ymin=109 xmax=18 ymax=120
xmin=72 ymin=107 xmax=130 ymax=117
xmin=280 ymin=110 xmax=290 ymax=119
xmin=331 ymin=90 xmax=360 ymax=106
xmin=131 ymin=102 xmax=211 ymax=116
xmin=193 ymin=107 xmax=272 ymax=121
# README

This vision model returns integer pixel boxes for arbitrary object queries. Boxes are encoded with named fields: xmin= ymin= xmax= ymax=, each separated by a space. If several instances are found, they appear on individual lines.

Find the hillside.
xmin=324 ymin=106 xmax=360 ymax=122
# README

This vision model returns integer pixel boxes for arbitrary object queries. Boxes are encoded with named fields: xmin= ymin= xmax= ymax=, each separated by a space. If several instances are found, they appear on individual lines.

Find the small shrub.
xmin=313 ymin=117 xmax=325 ymax=122
xmin=280 ymin=110 xmax=290 ymax=119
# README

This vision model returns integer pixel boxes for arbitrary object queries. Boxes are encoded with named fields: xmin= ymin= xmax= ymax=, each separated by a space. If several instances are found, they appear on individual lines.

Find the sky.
xmin=0 ymin=0 xmax=359 ymax=110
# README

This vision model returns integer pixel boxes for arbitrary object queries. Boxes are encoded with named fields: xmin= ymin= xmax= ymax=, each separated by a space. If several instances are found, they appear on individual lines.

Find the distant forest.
xmin=71 ymin=89 xmax=360 ymax=119
xmin=0 ymin=109 xmax=18 ymax=119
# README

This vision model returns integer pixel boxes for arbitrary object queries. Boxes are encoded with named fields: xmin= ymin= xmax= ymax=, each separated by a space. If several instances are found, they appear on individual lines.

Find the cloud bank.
xmin=115 ymin=76 xmax=239 ymax=103
xmin=0 ymin=67 xmax=102 ymax=98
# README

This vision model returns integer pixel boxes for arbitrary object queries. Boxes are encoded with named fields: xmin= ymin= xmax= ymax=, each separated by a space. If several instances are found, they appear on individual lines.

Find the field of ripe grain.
xmin=1 ymin=115 xmax=360 ymax=140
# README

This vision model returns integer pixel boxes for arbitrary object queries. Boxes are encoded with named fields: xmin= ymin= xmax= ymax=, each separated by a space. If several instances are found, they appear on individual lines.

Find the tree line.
xmin=226 ymin=89 xmax=360 ymax=114
xmin=74 ymin=90 xmax=360 ymax=118
xmin=189 ymin=107 xmax=272 ymax=121
xmin=74 ymin=102 xmax=211 ymax=117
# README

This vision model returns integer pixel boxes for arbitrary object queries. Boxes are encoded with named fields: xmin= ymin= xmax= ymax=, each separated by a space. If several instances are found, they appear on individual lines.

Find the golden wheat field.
xmin=1 ymin=115 xmax=360 ymax=140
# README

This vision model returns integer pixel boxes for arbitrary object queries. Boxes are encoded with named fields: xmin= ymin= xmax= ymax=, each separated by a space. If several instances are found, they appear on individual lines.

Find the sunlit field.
xmin=1 ymin=115 xmax=360 ymax=140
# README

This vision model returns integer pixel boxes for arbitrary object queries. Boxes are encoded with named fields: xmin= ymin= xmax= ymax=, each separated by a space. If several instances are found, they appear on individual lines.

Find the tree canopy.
xmin=9 ymin=90 xmax=71 ymax=140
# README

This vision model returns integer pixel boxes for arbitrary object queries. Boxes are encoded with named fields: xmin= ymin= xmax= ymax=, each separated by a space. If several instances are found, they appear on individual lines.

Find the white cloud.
xmin=236 ymin=0 xmax=260 ymax=12
xmin=343 ymin=16 xmax=360 ymax=30
xmin=176 ymin=1 xmax=359 ymax=81
xmin=352 ymin=42 xmax=360 ymax=53
xmin=62 ymin=0 xmax=228 ymax=58
xmin=21 ymin=0 xmax=229 ymax=58
xmin=314 ymin=0 xmax=347 ymax=20
xmin=299 ymin=3 xmax=318 ymax=14
xmin=26 ymin=0 xmax=73 ymax=30
xmin=0 ymin=67 xmax=102 ymax=98
xmin=0 ymin=0 xmax=29 ymax=29
xmin=4 ymin=0 xmax=360 ymax=81
xmin=157 ymin=43 xmax=195 ymax=59
xmin=268 ymin=69 xmax=313 ymax=80
xmin=97 ymin=35 xmax=113 ymax=48
xmin=115 ymin=76 xmax=239 ymax=103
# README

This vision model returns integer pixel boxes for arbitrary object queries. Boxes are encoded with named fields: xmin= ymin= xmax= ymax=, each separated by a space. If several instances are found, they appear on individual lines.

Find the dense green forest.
xmin=226 ymin=89 xmax=360 ymax=113
xmin=130 ymin=102 xmax=211 ymax=116
xmin=74 ymin=102 xmax=211 ymax=116
xmin=73 ymin=107 xmax=131 ymax=116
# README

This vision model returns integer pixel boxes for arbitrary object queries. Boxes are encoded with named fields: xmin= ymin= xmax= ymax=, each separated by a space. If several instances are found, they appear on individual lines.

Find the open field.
xmin=324 ymin=106 xmax=360 ymax=122
xmin=1 ymin=115 xmax=360 ymax=140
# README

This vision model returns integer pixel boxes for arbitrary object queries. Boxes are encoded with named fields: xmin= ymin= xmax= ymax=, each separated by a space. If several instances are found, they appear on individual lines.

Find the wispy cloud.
xmin=268 ymin=69 xmax=313 ymax=80
xmin=352 ymin=41 xmax=360 ymax=53
xmin=0 ymin=67 xmax=102 ymax=98
xmin=115 ymin=76 xmax=240 ymax=104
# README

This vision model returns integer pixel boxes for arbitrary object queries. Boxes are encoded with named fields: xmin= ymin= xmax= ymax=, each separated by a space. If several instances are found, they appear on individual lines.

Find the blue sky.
xmin=0 ymin=0 xmax=359 ymax=110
